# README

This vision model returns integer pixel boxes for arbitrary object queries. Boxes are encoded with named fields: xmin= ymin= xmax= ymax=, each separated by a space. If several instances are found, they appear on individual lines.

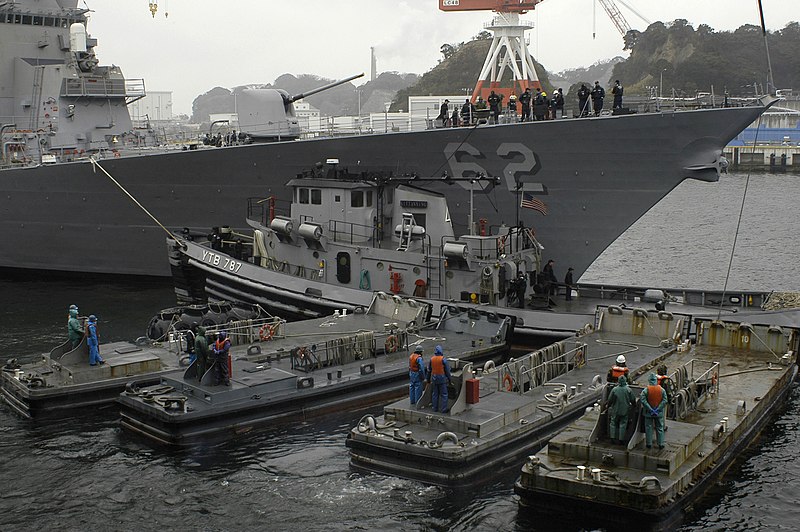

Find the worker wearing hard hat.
xmin=607 ymin=354 xmax=630 ymax=383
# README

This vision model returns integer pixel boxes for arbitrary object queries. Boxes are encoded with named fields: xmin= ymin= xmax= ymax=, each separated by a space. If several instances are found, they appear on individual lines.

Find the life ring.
xmin=497 ymin=235 xmax=507 ymax=255
xmin=503 ymin=373 xmax=514 ymax=391
xmin=113 ymin=150 xmax=120 ymax=158
xmin=711 ymin=372 xmax=718 ymax=388
xmin=259 ymin=323 xmax=275 ymax=341
xmin=384 ymin=334 xmax=399 ymax=353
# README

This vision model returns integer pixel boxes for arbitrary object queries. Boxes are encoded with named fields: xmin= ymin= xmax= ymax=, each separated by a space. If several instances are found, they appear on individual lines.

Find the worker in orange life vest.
xmin=640 ymin=373 xmax=668 ymax=449
xmin=212 ymin=331 xmax=231 ymax=386
xmin=607 ymin=354 xmax=630 ymax=383
xmin=408 ymin=346 xmax=426 ymax=405
xmin=426 ymin=345 xmax=452 ymax=413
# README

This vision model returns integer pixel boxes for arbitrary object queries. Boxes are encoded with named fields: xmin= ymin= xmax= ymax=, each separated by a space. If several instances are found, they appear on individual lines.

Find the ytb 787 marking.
xmin=202 ymin=250 xmax=242 ymax=273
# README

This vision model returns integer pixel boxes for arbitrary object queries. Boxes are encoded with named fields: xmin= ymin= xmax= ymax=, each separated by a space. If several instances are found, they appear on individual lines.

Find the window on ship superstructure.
xmin=311 ymin=189 xmax=322 ymax=205
xmin=299 ymin=188 xmax=309 ymax=204
xmin=366 ymin=190 xmax=373 ymax=207
xmin=351 ymin=191 xmax=364 ymax=208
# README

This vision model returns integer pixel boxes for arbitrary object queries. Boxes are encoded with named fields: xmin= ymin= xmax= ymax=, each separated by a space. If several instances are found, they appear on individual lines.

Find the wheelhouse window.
xmin=366 ymin=190 xmax=373 ymax=207
xmin=299 ymin=188 xmax=309 ymax=204
xmin=311 ymin=189 xmax=322 ymax=205
xmin=351 ymin=190 xmax=364 ymax=208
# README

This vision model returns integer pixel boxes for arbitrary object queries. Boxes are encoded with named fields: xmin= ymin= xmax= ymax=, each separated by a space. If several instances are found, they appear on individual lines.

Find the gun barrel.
xmin=287 ymin=72 xmax=364 ymax=104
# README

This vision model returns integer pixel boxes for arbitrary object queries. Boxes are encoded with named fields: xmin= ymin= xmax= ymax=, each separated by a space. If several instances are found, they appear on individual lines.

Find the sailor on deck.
xmin=409 ymin=346 xmax=426 ymax=405
xmin=641 ymin=373 xmax=668 ymax=449
xmin=426 ymin=345 xmax=452 ymax=413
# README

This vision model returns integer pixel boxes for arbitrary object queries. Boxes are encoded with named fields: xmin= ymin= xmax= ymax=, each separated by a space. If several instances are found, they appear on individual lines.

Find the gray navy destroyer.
xmin=0 ymin=0 xmax=776 ymax=278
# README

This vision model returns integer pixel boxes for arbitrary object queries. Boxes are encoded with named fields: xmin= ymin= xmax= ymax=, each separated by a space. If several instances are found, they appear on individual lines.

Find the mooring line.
xmin=90 ymin=157 xmax=182 ymax=242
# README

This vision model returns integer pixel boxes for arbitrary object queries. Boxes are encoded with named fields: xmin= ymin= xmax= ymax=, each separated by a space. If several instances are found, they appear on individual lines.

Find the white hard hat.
xmin=616 ymin=355 xmax=626 ymax=365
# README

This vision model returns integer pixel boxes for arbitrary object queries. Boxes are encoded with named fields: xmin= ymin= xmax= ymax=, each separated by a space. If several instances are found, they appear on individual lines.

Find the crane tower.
xmin=439 ymin=1 xmax=544 ymax=101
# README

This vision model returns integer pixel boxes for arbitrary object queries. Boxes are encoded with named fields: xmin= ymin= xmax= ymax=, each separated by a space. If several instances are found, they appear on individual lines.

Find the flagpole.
xmin=515 ymin=185 xmax=521 ymax=229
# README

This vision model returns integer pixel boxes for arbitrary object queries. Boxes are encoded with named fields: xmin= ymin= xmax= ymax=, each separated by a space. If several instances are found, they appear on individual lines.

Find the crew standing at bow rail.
xmin=607 ymin=354 xmax=629 ymax=383
xmin=436 ymin=99 xmax=450 ymax=127
xmin=641 ymin=373 xmax=667 ymax=449
xmin=408 ymin=346 xmax=426 ymax=405
xmin=612 ymin=80 xmax=624 ymax=109
xmin=591 ymin=81 xmax=605 ymax=116
xmin=426 ymin=345 xmax=452 ymax=413
xmin=577 ymin=83 xmax=590 ymax=117
xmin=552 ymin=88 xmax=565 ymax=119
xmin=519 ymin=88 xmax=532 ymax=122
xmin=488 ymin=90 xmax=503 ymax=124
xmin=461 ymin=98 xmax=475 ymax=126
xmin=212 ymin=331 xmax=231 ymax=386
xmin=533 ymin=88 xmax=548 ymax=121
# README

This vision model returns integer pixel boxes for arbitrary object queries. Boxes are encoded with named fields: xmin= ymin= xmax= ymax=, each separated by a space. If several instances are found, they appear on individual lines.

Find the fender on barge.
xmin=118 ymin=293 xmax=515 ymax=449
xmin=346 ymin=305 xmax=686 ymax=486
xmin=513 ymin=316 xmax=800 ymax=531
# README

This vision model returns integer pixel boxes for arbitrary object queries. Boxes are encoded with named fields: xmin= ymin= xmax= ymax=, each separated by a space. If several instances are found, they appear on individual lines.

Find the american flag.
xmin=521 ymin=192 xmax=548 ymax=215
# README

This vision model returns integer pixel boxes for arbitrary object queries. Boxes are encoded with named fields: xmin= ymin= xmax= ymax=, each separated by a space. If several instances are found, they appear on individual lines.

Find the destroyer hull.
xmin=1 ymin=104 xmax=770 ymax=277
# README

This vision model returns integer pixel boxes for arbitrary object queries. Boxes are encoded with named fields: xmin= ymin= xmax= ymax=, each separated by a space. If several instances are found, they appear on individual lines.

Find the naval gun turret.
xmin=237 ymin=73 xmax=364 ymax=141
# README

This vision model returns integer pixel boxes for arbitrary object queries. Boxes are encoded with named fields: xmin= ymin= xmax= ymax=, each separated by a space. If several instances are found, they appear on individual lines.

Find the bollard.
xmin=576 ymin=465 xmax=586 ymax=480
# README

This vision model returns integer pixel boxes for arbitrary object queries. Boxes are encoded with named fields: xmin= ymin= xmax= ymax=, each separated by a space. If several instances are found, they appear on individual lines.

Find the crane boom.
xmin=597 ymin=0 xmax=631 ymax=37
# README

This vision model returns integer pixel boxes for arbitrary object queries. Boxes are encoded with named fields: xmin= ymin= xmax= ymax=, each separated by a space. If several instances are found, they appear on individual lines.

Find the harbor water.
xmin=2 ymin=172 xmax=800 ymax=531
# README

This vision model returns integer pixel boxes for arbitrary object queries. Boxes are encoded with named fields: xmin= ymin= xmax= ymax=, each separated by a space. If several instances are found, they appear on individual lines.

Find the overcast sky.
xmin=84 ymin=0 xmax=797 ymax=115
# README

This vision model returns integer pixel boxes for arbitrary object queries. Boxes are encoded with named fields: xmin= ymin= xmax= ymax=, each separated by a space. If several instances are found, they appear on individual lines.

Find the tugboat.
xmin=166 ymin=164 xmax=785 ymax=340
xmin=118 ymin=293 xmax=515 ymax=448
xmin=513 ymin=316 xmax=799 ymax=531
xmin=167 ymin=164 xmax=597 ymax=338
xmin=346 ymin=305 xmax=685 ymax=486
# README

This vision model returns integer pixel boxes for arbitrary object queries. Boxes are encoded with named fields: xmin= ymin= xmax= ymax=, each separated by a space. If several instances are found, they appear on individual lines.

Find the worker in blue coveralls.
xmin=641 ymin=373 xmax=668 ymax=449
xmin=87 ymin=315 xmax=104 ymax=366
xmin=409 ymin=346 xmax=426 ymax=405
xmin=426 ymin=345 xmax=452 ymax=413
xmin=67 ymin=306 xmax=84 ymax=348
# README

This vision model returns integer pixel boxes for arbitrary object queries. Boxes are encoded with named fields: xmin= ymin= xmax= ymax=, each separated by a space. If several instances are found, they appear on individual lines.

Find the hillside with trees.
xmin=613 ymin=20 xmax=800 ymax=96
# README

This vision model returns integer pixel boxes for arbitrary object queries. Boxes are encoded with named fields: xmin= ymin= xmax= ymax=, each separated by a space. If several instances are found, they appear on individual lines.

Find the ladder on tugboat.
xmin=426 ymin=255 xmax=442 ymax=300
xmin=396 ymin=213 xmax=415 ymax=252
